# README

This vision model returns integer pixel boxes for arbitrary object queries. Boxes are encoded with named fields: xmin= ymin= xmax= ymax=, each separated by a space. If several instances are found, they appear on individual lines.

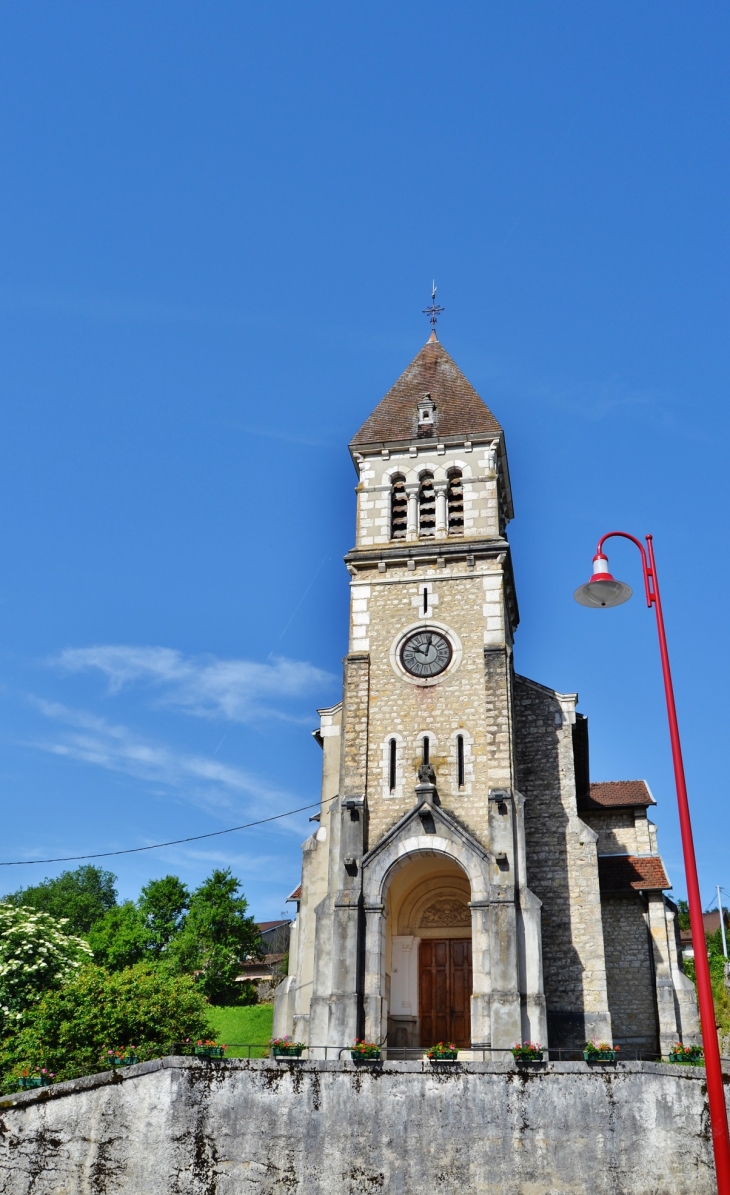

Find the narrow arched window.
xmin=391 ymin=475 xmax=407 ymax=540
xmin=389 ymin=738 xmax=397 ymax=792
xmin=457 ymin=735 xmax=465 ymax=789
xmin=422 ymin=735 xmax=430 ymax=765
xmin=447 ymin=470 xmax=464 ymax=536
xmin=419 ymin=472 xmax=436 ymax=537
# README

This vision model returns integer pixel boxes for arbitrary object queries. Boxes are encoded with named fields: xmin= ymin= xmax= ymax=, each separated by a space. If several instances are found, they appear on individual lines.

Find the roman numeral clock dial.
xmin=400 ymin=630 xmax=452 ymax=678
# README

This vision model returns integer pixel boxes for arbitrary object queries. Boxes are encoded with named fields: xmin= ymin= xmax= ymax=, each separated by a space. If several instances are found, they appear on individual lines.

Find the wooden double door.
xmin=419 ymin=938 xmax=472 ymax=1048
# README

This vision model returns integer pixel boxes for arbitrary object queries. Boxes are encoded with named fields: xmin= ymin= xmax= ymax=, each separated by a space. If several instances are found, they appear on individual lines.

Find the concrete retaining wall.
xmin=0 ymin=1057 xmax=722 ymax=1194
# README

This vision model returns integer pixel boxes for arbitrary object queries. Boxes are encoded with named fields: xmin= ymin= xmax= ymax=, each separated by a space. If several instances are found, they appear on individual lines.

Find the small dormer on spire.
xmin=417 ymin=393 xmax=436 ymax=429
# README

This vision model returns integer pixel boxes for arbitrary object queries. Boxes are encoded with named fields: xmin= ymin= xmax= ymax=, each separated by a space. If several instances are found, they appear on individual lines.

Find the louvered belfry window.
xmin=419 ymin=472 xmax=436 ymax=537
xmin=390 ymin=475 xmax=407 ymax=539
xmin=447 ymin=470 xmax=464 ymax=536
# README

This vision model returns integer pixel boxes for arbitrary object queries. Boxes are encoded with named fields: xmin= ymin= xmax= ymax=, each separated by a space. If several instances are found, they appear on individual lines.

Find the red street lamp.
xmin=576 ymin=532 xmax=730 ymax=1194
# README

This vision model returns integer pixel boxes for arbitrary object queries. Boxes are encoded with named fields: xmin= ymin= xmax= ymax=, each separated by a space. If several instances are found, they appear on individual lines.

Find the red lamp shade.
xmin=574 ymin=552 xmax=633 ymax=608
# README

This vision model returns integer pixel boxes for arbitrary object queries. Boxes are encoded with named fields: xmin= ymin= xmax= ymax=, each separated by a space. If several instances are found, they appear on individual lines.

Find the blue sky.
xmin=0 ymin=3 xmax=728 ymax=919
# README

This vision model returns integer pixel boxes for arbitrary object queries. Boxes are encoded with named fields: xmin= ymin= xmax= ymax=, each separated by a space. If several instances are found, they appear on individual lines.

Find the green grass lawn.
xmin=206 ymin=1003 xmax=274 ymax=1058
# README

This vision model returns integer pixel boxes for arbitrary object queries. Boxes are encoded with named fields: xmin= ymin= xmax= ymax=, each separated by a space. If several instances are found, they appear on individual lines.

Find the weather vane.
xmin=422 ymin=281 xmax=445 ymax=329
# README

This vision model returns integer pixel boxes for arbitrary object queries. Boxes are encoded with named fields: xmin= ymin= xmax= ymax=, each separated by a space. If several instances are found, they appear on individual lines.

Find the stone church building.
xmin=273 ymin=331 xmax=698 ymax=1057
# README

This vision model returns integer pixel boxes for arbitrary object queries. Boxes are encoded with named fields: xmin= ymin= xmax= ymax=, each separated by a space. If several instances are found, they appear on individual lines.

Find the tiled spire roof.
xmin=350 ymin=333 xmax=502 ymax=449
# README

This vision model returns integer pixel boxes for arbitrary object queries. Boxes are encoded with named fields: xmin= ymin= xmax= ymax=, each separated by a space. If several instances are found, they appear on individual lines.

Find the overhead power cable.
xmin=0 ymin=800 xmax=325 ymax=867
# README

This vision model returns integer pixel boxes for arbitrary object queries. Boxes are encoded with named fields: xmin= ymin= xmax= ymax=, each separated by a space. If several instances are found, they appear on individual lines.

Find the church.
xmin=273 ymin=329 xmax=699 ymax=1058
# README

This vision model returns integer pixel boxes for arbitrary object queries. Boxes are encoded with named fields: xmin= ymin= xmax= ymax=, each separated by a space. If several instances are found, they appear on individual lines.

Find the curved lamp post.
xmin=575 ymin=531 xmax=730 ymax=1195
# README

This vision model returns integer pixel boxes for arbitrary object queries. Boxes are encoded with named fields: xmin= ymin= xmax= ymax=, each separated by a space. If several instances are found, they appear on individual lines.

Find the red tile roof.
xmin=350 ymin=335 xmax=502 ymax=449
xmin=586 ymin=780 xmax=654 ymax=809
xmin=286 ymin=885 xmax=302 ymax=903
xmin=598 ymin=854 xmax=670 ymax=892
xmin=257 ymin=920 xmax=291 ymax=932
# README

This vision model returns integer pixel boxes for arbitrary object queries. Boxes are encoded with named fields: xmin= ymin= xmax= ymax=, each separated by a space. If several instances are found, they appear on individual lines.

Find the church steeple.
xmin=350 ymin=336 xmax=503 ymax=452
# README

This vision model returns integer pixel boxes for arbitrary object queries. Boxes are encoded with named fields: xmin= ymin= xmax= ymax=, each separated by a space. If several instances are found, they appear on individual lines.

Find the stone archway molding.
xmin=360 ymin=801 xmax=494 ymax=1046
xmin=361 ymin=801 xmax=492 ymax=911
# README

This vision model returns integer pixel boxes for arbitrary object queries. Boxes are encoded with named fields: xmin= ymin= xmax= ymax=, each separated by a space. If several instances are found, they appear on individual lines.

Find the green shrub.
xmin=0 ymin=963 xmax=213 ymax=1084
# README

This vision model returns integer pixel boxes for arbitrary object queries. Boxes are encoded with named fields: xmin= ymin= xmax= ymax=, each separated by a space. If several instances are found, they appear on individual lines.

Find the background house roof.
xmin=350 ymin=335 xmax=502 ymax=449
xmin=679 ymin=909 xmax=729 ymax=944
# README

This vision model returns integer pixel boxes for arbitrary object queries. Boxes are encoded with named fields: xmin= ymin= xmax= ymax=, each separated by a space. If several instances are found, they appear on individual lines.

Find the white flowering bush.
xmin=0 ymin=904 xmax=92 ymax=1023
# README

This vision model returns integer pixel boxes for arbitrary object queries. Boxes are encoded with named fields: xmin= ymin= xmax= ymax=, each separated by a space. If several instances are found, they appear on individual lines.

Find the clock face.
xmin=400 ymin=630 xmax=452 ymax=679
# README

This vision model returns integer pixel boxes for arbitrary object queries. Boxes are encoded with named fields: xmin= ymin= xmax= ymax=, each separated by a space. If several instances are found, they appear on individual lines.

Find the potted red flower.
xmin=511 ymin=1041 xmax=544 ymax=1063
xmin=194 ymin=1040 xmax=226 ymax=1059
xmin=270 ymin=1036 xmax=305 ymax=1059
xmin=350 ymin=1040 xmax=381 ymax=1063
xmin=583 ymin=1040 xmax=618 ymax=1062
xmin=427 ymin=1042 xmax=459 ymax=1063
xmin=668 ymin=1042 xmax=704 ymax=1066
xmin=103 ymin=1047 xmax=139 ymax=1068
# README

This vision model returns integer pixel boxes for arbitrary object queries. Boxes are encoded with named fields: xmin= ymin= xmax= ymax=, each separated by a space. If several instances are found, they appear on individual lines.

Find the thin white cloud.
xmin=28 ymin=699 xmax=300 ymax=818
xmin=151 ymin=846 xmax=287 ymax=873
xmin=0 ymin=286 xmax=245 ymax=327
xmin=52 ymin=645 xmax=334 ymax=723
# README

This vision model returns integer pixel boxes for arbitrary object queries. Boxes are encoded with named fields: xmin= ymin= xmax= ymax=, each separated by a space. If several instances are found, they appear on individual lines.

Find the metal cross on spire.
xmin=422 ymin=281 xmax=445 ymax=329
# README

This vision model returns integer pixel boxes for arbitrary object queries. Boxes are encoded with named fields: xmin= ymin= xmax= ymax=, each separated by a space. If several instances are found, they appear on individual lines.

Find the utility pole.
xmin=718 ymin=886 xmax=728 ymax=961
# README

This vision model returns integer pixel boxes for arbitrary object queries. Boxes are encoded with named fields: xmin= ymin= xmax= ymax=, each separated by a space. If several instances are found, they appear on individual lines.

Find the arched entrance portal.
xmin=386 ymin=855 xmax=472 ymax=1049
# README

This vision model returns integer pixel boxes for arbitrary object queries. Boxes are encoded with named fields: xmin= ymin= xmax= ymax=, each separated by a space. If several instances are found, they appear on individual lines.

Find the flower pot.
xmin=428 ymin=1055 xmax=459 ymax=1064
xmin=583 ymin=1050 xmax=616 ymax=1062
xmin=194 ymin=1046 xmax=225 ymax=1059
xmin=273 ymin=1047 xmax=304 ymax=1059
xmin=351 ymin=1052 xmax=381 ymax=1064
xmin=18 ymin=1075 xmax=52 ymax=1090
xmin=514 ymin=1052 xmax=544 ymax=1063
xmin=669 ymin=1050 xmax=704 ymax=1066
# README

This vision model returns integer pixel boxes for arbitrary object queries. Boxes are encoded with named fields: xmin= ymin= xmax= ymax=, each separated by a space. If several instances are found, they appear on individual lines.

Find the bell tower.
xmin=344 ymin=328 xmax=519 ymax=841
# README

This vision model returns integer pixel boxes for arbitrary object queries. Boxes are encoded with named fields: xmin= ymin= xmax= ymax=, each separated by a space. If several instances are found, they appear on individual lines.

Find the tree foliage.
xmin=0 ymin=963 xmax=213 ymax=1083
xmin=168 ymin=869 xmax=261 ymax=1004
xmin=87 ymin=903 xmax=148 ymax=971
xmin=4 ymin=866 xmax=117 ymax=935
xmin=0 ymin=904 xmax=92 ymax=1023
xmin=676 ymin=899 xmax=690 ymax=932
xmin=138 ymin=875 xmax=190 ymax=955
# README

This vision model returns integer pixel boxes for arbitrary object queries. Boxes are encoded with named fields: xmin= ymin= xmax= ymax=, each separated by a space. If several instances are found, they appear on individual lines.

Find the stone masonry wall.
xmin=359 ymin=561 xmax=510 ymax=849
xmin=340 ymin=654 xmax=370 ymax=799
xmin=581 ymin=808 xmax=637 ymax=854
xmin=601 ymin=893 xmax=659 ymax=1052
xmin=0 ymin=1057 xmax=723 ymax=1195
xmin=580 ymin=808 xmax=656 ymax=856
xmin=514 ymin=675 xmax=611 ymax=1047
